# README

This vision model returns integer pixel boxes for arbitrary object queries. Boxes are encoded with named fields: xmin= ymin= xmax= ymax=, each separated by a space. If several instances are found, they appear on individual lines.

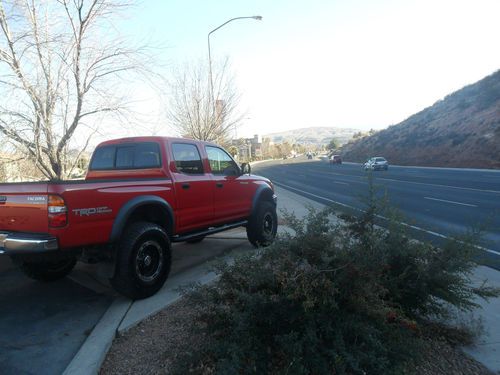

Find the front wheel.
xmin=246 ymin=201 xmax=278 ymax=247
xmin=111 ymin=221 xmax=171 ymax=300
xmin=20 ymin=257 xmax=77 ymax=282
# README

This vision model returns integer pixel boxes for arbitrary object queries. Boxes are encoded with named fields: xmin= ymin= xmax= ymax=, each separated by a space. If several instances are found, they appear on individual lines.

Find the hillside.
xmin=341 ymin=70 xmax=500 ymax=169
xmin=264 ymin=126 xmax=360 ymax=146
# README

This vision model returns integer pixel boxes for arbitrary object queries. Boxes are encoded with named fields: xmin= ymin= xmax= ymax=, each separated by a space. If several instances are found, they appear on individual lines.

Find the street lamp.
xmin=207 ymin=16 xmax=262 ymax=108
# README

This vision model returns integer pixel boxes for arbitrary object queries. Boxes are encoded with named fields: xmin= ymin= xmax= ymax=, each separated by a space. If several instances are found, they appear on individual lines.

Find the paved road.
xmin=0 ymin=258 xmax=113 ymax=375
xmin=254 ymin=157 xmax=500 ymax=268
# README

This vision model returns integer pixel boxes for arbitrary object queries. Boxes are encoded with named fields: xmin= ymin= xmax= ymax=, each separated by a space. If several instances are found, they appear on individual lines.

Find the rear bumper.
xmin=0 ymin=232 xmax=59 ymax=255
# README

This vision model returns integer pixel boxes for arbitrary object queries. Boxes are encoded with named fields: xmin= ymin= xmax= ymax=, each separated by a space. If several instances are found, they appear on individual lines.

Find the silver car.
xmin=364 ymin=157 xmax=389 ymax=171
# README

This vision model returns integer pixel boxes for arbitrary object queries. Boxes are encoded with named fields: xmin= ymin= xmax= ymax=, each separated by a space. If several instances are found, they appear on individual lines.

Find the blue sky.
xmin=118 ymin=0 xmax=500 ymax=138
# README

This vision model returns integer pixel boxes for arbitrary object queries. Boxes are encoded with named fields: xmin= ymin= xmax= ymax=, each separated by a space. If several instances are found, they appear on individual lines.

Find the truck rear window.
xmin=90 ymin=142 xmax=161 ymax=170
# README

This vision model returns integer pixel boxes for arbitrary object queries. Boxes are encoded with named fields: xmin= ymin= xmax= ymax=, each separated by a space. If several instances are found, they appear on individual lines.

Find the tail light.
xmin=48 ymin=195 xmax=68 ymax=228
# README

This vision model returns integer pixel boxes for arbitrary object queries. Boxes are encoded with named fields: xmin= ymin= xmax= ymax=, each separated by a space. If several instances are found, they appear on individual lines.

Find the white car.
xmin=364 ymin=157 xmax=389 ymax=171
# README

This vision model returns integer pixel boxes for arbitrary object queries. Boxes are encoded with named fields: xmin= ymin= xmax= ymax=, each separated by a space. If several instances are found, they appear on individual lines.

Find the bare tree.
xmin=0 ymin=0 xmax=148 ymax=180
xmin=166 ymin=58 xmax=244 ymax=145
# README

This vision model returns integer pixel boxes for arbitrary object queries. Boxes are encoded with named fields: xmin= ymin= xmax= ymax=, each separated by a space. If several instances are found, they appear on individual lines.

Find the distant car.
xmin=307 ymin=152 xmax=313 ymax=159
xmin=330 ymin=155 xmax=342 ymax=165
xmin=364 ymin=157 xmax=388 ymax=171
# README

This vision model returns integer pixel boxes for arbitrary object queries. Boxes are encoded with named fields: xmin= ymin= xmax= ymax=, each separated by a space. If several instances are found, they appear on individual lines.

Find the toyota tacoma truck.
xmin=0 ymin=137 xmax=277 ymax=299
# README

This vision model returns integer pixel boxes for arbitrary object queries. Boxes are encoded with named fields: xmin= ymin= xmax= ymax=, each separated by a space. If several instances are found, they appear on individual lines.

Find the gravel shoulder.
xmin=100 ymin=297 xmax=494 ymax=375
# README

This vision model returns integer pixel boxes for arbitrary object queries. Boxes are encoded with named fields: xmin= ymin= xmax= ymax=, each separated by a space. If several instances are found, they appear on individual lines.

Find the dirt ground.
xmin=100 ymin=297 xmax=494 ymax=375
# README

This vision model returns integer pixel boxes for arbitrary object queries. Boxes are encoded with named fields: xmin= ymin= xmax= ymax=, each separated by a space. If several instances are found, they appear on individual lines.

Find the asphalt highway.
xmin=253 ymin=156 xmax=500 ymax=269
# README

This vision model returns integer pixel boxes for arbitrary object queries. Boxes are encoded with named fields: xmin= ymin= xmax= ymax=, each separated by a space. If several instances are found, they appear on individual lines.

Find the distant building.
xmin=231 ymin=134 xmax=262 ymax=162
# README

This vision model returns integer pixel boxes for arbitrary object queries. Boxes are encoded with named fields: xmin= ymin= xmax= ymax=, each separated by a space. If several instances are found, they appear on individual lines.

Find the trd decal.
xmin=72 ymin=207 xmax=112 ymax=216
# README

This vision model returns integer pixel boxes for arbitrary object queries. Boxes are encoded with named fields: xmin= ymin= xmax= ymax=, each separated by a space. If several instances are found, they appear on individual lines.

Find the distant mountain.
xmin=342 ymin=70 xmax=500 ymax=169
xmin=264 ymin=126 xmax=361 ymax=146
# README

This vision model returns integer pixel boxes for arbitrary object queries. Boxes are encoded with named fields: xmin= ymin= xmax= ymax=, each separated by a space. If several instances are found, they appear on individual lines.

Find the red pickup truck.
xmin=0 ymin=137 xmax=277 ymax=299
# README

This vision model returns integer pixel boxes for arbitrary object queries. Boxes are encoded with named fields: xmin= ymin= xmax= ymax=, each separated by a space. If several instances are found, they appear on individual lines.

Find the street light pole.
xmin=207 ymin=16 xmax=262 ymax=110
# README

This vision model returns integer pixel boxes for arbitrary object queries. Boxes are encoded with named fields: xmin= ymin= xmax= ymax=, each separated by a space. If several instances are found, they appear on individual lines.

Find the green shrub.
xmin=173 ymin=181 xmax=499 ymax=374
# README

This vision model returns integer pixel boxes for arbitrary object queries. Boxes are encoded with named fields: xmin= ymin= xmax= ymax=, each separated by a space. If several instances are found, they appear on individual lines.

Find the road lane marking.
xmin=333 ymin=181 xmax=349 ymax=185
xmin=311 ymin=170 xmax=500 ymax=195
xmin=424 ymin=197 xmax=478 ymax=207
xmin=377 ymin=177 xmax=500 ymax=194
xmin=275 ymin=181 xmax=500 ymax=257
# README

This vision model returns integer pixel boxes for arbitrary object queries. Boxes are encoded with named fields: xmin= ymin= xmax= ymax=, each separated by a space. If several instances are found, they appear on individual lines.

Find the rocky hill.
xmin=341 ymin=70 xmax=500 ymax=169
xmin=264 ymin=126 xmax=361 ymax=146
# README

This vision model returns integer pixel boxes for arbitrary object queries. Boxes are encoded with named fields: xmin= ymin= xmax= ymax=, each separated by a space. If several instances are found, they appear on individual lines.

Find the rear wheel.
xmin=111 ymin=221 xmax=171 ymax=300
xmin=20 ymin=257 xmax=77 ymax=282
xmin=246 ymin=201 xmax=278 ymax=247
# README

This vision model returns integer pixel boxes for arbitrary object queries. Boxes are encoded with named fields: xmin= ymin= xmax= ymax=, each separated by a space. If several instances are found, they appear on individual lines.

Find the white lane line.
xmin=378 ymin=177 xmax=500 ymax=195
xmin=333 ymin=181 xmax=349 ymax=185
xmin=314 ymin=170 xmax=500 ymax=195
xmin=275 ymin=181 xmax=500 ymax=257
xmin=424 ymin=197 xmax=478 ymax=207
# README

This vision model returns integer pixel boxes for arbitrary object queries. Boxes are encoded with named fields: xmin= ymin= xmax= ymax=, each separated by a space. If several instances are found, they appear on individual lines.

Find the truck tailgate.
xmin=0 ymin=183 xmax=49 ymax=233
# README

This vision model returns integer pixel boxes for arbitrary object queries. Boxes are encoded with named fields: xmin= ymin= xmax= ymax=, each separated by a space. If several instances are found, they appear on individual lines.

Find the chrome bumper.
xmin=0 ymin=232 xmax=58 ymax=255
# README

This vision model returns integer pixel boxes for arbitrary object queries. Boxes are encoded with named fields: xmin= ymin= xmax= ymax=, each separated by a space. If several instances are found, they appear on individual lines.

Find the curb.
xmin=63 ymin=266 xmax=220 ymax=375
xmin=63 ymin=243 xmax=252 ymax=375
xmin=63 ymin=297 xmax=132 ymax=375
xmin=117 ymin=263 xmax=218 ymax=335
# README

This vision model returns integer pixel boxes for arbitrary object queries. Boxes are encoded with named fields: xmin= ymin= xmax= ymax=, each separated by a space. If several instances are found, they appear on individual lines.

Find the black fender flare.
xmin=251 ymin=185 xmax=277 ymax=217
xmin=109 ymin=195 xmax=174 ymax=243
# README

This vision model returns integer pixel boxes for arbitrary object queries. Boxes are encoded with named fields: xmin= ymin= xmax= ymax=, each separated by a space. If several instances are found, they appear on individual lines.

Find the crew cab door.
xmin=170 ymin=142 xmax=214 ymax=232
xmin=205 ymin=146 xmax=251 ymax=223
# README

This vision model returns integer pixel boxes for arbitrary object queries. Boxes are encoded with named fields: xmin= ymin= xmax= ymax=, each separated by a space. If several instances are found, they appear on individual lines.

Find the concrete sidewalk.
xmin=65 ymin=185 xmax=500 ymax=374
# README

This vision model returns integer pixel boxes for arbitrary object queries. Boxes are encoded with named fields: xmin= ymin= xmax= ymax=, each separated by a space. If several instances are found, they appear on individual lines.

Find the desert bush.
xmin=172 ymin=181 xmax=499 ymax=374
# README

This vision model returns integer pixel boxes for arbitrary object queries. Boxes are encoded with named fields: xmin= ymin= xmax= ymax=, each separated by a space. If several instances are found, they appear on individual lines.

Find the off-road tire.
xmin=20 ymin=257 xmax=77 ymax=282
xmin=111 ymin=221 xmax=171 ymax=300
xmin=246 ymin=201 xmax=278 ymax=247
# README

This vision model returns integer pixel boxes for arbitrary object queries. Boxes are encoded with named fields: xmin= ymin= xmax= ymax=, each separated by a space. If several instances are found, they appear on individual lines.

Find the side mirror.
xmin=241 ymin=162 xmax=251 ymax=175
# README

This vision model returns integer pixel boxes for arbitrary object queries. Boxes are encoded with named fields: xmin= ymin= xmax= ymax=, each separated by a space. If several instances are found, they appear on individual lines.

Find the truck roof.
xmin=96 ymin=136 xmax=220 ymax=148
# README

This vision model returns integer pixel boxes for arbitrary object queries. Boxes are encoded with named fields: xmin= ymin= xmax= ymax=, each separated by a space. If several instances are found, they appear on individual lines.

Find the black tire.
xmin=20 ymin=257 xmax=77 ymax=282
xmin=111 ymin=221 xmax=171 ymax=300
xmin=186 ymin=236 xmax=205 ymax=244
xmin=246 ymin=201 xmax=278 ymax=248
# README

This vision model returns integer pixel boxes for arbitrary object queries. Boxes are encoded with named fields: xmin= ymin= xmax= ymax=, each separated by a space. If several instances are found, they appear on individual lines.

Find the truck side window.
xmin=172 ymin=143 xmax=204 ymax=174
xmin=205 ymin=146 xmax=239 ymax=176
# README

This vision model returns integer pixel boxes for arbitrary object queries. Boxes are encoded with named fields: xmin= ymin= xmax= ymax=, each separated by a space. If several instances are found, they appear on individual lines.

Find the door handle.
xmin=216 ymin=182 xmax=223 ymax=188
xmin=182 ymin=183 xmax=190 ymax=190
